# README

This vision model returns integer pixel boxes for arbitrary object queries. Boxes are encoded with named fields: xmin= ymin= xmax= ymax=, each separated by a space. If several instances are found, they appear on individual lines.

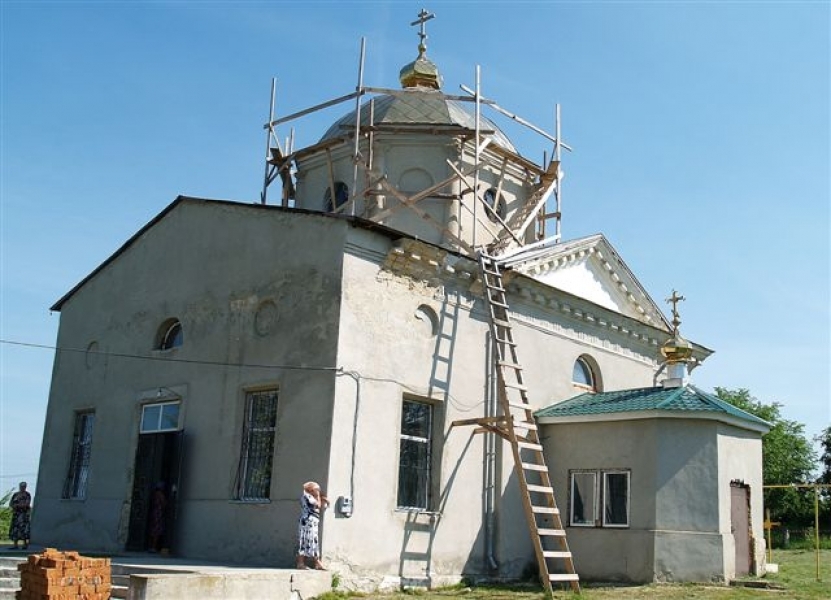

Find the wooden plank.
xmin=531 ymin=506 xmax=560 ymax=515
xmin=543 ymin=551 xmax=573 ymax=559
xmin=538 ymin=528 xmax=567 ymax=537
xmin=527 ymin=484 xmax=554 ymax=494
xmin=513 ymin=421 xmax=538 ymax=431
xmin=549 ymin=573 xmax=580 ymax=582
xmin=498 ymin=361 xmax=523 ymax=370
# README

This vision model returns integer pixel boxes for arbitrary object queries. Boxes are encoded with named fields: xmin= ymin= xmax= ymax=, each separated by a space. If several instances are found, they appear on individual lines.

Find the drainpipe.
xmin=484 ymin=336 xmax=499 ymax=571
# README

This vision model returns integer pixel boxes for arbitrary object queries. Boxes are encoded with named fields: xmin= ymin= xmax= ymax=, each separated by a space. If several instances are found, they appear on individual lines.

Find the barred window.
xmin=63 ymin=411 xmax=95 ymax=499
xmin=397 ymin=399 xmax=434 ymax=510
xmin=235 ymin=389 xmax=278 ymax=501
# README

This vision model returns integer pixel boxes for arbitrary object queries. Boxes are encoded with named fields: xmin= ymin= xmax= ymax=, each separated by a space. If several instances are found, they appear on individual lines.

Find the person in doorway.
xmin=296 ymin=481 xmax=328 ymax=570
xmin=9 ymin=482 xmax=31 ymax=550
xmin=148 ymin=482 xmax=167 ymax=553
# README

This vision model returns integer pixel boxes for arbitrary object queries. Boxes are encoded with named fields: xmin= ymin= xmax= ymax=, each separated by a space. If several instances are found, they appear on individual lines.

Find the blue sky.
xmin=1 ymin=1 xmax=829 ymax=496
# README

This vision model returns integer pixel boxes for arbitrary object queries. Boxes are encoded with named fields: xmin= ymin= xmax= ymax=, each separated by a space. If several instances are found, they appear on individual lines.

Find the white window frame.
xmin=397 ymin=398 xmax=434 ymax=511
xmin=569 ymin=468 xmax=630 ymax=529
xmin=569 ymin=471 xmax=598 ymax=527
xmin=140 ymin=401 xmax=181 ymax=433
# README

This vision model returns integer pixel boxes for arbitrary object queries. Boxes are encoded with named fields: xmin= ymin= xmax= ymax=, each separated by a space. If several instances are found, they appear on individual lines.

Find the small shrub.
xmin=0 ymin=488 xmax=13 ymax=540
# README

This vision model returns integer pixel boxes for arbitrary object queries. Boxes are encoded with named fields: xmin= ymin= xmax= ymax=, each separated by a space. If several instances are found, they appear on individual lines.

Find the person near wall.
xmin=148 ymin=482 xmax=167 ymax=553
xmin=296 ymin=481 xmax=328 ymax=570
xmin=9 ymin=482 xmax=31 ymax=550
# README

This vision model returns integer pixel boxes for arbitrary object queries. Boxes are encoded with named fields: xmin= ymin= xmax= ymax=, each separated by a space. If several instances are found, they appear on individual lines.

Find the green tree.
xmin=817 ymin=426 xmax=831 ymax=523
xmin=715 ymin=388 xmax=817 ymax=525
xmin=0 ymin=488 xmax=12 ymax=541
xmin=818 ymin=426 xmax=831 ymax=485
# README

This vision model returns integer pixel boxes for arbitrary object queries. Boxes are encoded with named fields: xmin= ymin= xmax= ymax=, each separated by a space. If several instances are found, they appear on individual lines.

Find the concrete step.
xmin=111 ymin=584 xmax=128 ymax=599
xmin=0 ymin=557 xmax=22 ymax=599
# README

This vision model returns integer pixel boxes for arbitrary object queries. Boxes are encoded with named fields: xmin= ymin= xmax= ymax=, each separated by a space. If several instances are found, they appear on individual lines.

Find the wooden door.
xmin=730 ymin=483 xmax=751 ymax=576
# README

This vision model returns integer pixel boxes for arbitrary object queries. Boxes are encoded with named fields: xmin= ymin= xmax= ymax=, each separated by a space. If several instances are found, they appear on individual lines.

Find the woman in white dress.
xmin=296 ymin=481 xmax=328 ymax=569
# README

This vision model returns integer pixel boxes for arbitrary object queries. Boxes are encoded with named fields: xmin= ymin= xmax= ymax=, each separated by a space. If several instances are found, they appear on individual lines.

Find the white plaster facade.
xmin=33 ymin=60 xmax=767 ymax=589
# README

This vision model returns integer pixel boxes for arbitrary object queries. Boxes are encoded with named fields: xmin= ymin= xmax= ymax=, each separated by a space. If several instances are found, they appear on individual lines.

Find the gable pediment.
xmin=505 ymin=234 xmax=670 ymax=329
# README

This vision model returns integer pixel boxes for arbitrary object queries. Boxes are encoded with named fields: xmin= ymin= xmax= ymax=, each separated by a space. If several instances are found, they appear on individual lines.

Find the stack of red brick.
xmin=16 ymin=549 xmax=112 ymax=600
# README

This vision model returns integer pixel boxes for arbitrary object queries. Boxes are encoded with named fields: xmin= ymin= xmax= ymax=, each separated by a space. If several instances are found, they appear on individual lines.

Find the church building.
xmin=33 ymin=13 xmax=769 ymax=590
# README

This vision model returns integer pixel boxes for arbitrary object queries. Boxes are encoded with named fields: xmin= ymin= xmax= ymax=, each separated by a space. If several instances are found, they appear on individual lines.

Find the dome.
xmin=660 ymin=332 xmax=694 ymax=364
xmin=319 ymin=90 xmax=517 ymax=153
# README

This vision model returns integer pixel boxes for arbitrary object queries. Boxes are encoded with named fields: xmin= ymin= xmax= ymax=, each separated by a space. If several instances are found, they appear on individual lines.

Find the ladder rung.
xmin=489 ymin=298 xmax=508 ymax=308
xmin=514 ymin=421 xmax=537 ymax=431
xmin=549 ymin=573 xmax=580 ymax=582
xmin=492 ymin=317 xmax=511 ymax=328
xmin=494 ymin=337 xmax=517 ymax=346
xmin=531 ymin=505 xmax=560 ymax=515
xmin=498 ymin=360 xmax=523 ymax=370
xmin=521 ymin=462 xmax=548 ymax=471
xmin=526 ymin=484 xmax=554 ymax=494
xmin=543 ymin=551 xmax=572 ymax=559
xmin=504 ymin=381 xmax=528 ymax=391
xmin=538 ymin=528 xmax=566 ymax=536
xmin=517 ymin=441 xmax=543 ymax=451
xmin=507 ymin=401 xmax=531 ymax=410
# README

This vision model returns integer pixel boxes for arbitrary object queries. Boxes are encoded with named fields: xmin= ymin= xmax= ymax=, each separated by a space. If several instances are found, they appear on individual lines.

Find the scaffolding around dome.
xmin=259 ymin=26 xmax=571 ymax=258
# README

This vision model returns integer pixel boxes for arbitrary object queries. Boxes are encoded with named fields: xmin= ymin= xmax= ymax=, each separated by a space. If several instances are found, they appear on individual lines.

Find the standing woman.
xmin=296 ymin=481 xmax=328 ymax=570
xmin=9 ymin=482 xmax=31 ymax=550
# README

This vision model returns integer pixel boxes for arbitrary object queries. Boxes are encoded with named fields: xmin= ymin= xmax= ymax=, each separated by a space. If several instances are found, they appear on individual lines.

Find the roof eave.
xmin=536 ymin=409 xmax=771 ymax=434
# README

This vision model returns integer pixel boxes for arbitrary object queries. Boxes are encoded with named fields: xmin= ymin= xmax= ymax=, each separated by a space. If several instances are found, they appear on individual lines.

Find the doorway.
xmin=730 ymin=481 xmax=752 ymax=577
xmin=126 ymin=430 xmax=184 ymax=552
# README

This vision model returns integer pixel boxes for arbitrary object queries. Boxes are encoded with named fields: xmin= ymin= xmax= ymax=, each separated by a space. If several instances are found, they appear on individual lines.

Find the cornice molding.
xmin=376 ymin=239 xmax=682 ymax=365
xmin=510 ymin=235 xmax=670 ymax=330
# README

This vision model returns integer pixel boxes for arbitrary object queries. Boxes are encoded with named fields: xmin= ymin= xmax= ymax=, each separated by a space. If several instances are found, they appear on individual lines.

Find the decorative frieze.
xmin=377 ymin=238 xmax=663 ymax=364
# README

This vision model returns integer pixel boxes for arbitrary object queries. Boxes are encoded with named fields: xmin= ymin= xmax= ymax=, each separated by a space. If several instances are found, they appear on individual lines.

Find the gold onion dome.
xmin=660 ymin=290 xmax=693 ymax=364
xmin=660 ymin=332 xmax=694 ymax=364
xmin=399 ymin=46 xmax=442 ymax=90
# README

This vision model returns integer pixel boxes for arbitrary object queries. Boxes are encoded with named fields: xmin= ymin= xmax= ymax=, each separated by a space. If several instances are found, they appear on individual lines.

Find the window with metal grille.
xmin=235 ymin=389 xmax=278 ymax=501
xmin=63 ymin=411 xmax=95 ymax=499
xmin=397 ymin=399 xmax=433 ymax=510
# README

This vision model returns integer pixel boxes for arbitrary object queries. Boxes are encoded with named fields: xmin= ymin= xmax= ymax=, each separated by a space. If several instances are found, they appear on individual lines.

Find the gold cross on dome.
xmin=666 ymin=290 xmax=685 ymax=332
xmin=411 ymin=8 xmax=435 ymax=54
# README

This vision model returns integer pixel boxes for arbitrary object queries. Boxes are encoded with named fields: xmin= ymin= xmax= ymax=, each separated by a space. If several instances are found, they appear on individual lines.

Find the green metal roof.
xmin=535 ymin=385 xmax=771 ymax=429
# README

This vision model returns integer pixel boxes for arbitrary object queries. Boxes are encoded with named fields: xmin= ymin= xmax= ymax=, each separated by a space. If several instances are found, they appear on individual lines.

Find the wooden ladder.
xmin=475 ymin=251 xmax=579 ymax=594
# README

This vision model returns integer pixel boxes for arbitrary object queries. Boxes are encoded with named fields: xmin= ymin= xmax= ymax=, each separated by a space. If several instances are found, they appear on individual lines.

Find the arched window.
xmin=482 ymin=188 xmax=506 ymax=223
xmin=572 ymin=356 xmax=600 ymax=392
xmin=157 ymin=319 xmax=183 ymax=350
xmin=324 ymin=181 xmax=349 ymax=212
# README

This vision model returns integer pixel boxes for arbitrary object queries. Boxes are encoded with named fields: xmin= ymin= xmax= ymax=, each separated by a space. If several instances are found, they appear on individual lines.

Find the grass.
xmin=315 ymin=549 xmax=831 ymax=600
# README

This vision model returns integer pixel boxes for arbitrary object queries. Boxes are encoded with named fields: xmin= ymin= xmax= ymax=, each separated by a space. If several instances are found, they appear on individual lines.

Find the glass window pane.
xmin=397 ymin=438 xmax=429 ymax=508
xmin=141 ymin=405 xmax=162 ymax=432
xmin=571 ymin=472 xmax=596 ymax=525
xmin=237 ymin=390 xmax=278 ymax=500
xmin=572 ymin=358 xmax=593 ymax=387
xmin=63 ymin=411 xmax=95 ymax=499
xmin=161 ymin=403 xmax=180 ymax=430
xmin=401 ymin=400 xmax=430 ymax=438
xmin=604 ymin=472 xmax=629 ymax=526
